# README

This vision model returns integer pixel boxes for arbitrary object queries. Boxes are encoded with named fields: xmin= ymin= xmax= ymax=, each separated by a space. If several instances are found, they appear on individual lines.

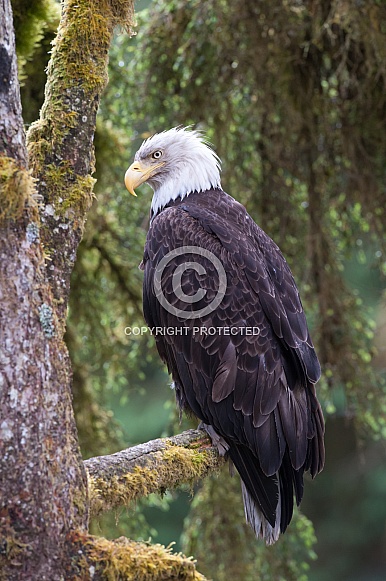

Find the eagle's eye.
xmin=152 ymin=150 xmax=163 ymax=160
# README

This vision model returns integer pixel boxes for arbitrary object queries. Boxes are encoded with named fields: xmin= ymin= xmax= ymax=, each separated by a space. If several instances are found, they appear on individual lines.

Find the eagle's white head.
xmin=124 ymin=127 xmax=222 ymax=216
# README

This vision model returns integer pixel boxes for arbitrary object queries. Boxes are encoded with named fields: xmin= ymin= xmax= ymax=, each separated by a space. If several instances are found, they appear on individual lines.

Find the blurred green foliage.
xmin=14 ymin=0 xmax=386 ymax=579
xmin=12 ymin=0 xmax=59 ymax=95
xmin=182 ymin=468 xmax=317 ymax=581
xmin=115 ymin=0 xmax=386 ymax=438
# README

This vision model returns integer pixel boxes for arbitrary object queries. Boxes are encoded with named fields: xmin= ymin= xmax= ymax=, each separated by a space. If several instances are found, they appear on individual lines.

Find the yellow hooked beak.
xmin=124 ymin=161 xmax=164 ymax=197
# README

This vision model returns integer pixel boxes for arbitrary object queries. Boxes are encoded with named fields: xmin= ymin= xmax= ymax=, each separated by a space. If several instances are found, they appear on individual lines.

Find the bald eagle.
xmin=125 ymin=127 xmax=325 ymax=544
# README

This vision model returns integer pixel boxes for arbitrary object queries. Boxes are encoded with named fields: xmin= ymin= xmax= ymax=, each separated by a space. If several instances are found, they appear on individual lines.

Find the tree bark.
xmin=0 ymin=0 xmax=27 ymax=165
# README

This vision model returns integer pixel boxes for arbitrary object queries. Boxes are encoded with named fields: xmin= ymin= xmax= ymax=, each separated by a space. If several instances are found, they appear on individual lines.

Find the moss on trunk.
xmin=0 ymin=156 xmax=37 ymax=222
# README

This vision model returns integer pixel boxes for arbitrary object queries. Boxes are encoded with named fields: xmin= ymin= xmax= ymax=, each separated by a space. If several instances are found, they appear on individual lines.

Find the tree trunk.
xmin=0 ymin=1 xmax=89 ymax=578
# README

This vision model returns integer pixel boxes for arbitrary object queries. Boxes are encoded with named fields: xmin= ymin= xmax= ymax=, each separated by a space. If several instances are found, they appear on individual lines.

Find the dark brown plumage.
xmin=125 ymin=128 xmax=325 ymax=544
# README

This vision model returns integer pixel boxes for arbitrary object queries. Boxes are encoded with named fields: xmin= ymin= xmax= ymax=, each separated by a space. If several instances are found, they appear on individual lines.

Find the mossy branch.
xmin=85 ymin=429 xmax=225 ymax=517
xmin=69 ymin=530 xmax=208 ymax=581
xmin=25 ymin=0 xmax=135 ymax=329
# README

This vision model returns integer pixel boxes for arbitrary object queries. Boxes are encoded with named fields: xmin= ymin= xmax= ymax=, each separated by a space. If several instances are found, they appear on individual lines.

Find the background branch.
xmin=85 ymin=429 xmax=226 ymax=517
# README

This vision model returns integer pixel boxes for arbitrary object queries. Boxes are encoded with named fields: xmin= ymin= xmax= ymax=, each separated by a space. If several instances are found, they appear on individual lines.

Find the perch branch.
xmin=84 ymin=429 xmax=225 ymax=517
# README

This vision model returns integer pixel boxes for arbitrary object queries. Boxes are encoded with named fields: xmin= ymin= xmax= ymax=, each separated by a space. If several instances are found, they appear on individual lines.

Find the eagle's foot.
xmin=199 ymin=422 xmax=229 ymax=457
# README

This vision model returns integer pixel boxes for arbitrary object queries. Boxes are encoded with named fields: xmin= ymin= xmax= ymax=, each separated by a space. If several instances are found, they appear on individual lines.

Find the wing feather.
xmin=212 ymin=341 xmax=238 ymax=402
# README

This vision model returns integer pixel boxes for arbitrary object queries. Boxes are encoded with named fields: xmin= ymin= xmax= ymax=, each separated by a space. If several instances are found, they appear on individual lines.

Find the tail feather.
xmin=228 ymin=443 xmax=278 ymax=527
xmin=279 ymin=449 xmax=303 ymax=532
xmin=229 ymin=443 xmax=306 ymax=544
xmin=241 ymin=480 xmax=281 ymax=545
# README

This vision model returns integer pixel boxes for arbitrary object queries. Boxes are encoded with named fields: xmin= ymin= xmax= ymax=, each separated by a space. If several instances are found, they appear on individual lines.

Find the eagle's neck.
xmin=150 ymin=163 xmax=221 ymax=218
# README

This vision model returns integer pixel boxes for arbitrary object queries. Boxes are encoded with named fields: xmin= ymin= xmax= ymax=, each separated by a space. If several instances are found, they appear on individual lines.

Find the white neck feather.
xmin=150 ymin=151 xmax=221 ymax=216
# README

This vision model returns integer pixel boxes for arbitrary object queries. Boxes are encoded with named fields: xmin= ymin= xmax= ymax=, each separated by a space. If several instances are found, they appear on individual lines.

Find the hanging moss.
xmin=116 ymin=0 xmax=386 ymax=437
xmin=182 ymin=469 xmax=316 ymax=581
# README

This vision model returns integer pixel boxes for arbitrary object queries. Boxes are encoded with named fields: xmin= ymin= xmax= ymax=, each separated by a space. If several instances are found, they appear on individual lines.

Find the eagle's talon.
xmin=199 ymin=422 xmax=230 ymax=457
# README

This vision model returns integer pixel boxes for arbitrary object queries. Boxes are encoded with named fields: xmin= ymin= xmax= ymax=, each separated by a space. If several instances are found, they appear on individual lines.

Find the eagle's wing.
xmin=141 ymin=193 xmax=324 ymax=533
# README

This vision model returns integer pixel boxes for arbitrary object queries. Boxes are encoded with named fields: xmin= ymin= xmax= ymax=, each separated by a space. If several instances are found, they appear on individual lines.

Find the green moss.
xmin=35 ymin=0 xmax=134 ymax=130
xmin=69 ymin=531 xmax=208 ymax=581
xmin=41 ymin=163 xmax=96 ymax=220
xmin=162 ymin=445 xmax=219 ymax=479
xmin=28 ymin=113 xmax=78 ymax=175
xmin=0 ymin=534 xmax=30 ymax=581
xmin=26 ymin=122 xmax=50 ymax=168
xmin=63 ymin=175 xmax=96 ymax=216
xmin=88 ymin=443 xmax=222 ymax=517
xmin=0 ymin=156 xmax=36 ymax=223
xmin=89 ymin=466 xmax=158 ymax=517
